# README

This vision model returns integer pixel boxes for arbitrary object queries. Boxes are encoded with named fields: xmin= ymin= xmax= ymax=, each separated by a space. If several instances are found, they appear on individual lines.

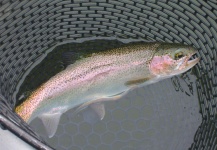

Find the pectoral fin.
xmin=125 ymin=77 xmax=151 ymax=86
xmin=39 ymin=113 xmax=62 ymax=138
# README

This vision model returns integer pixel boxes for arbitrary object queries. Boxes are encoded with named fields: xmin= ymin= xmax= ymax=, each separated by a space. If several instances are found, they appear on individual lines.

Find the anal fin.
xmin=39 ymin=113 xmax=62 ymax=138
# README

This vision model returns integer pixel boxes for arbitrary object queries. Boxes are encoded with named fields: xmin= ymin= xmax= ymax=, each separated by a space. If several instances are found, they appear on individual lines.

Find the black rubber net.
xmin=0 ymin=0 xmax=216 ymax=150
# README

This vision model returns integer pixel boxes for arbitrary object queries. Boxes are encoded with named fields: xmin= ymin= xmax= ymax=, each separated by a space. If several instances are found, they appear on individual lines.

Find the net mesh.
xmin=0 ymin=0 xmax=216 ymax=149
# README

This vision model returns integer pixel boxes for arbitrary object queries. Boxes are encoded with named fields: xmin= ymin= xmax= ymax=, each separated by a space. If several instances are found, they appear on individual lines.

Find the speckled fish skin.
xmin=15 ymin=42 xmax=199 ymax=124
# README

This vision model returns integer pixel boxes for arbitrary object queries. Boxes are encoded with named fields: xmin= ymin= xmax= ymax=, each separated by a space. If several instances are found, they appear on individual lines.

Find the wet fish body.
xmin=15 ymin=42 xmax=199 ymax=137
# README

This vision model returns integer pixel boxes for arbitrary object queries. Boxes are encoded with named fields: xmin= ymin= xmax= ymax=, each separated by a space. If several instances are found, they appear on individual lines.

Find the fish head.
xmin=149 ymin=43 xmax=200 ymax=77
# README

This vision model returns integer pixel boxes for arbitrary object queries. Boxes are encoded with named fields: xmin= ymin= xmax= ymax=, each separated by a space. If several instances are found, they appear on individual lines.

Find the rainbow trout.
xmin=15 ymin=42 xmax=200 ymax=137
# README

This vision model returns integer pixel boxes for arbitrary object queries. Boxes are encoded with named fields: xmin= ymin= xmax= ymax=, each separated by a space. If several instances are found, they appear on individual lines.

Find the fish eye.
xmin=174 ymin=52 xmax=184 ymax=60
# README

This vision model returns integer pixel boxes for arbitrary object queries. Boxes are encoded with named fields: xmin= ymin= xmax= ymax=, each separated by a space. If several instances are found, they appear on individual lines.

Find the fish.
xmin=15 ymin=42 xmax=200 ymax=138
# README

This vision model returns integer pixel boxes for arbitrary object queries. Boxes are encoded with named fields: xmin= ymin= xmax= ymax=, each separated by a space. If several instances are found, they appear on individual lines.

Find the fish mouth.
xmin=186 ymin=56 xmax=200 ymax=67
xmin=185 ymin=52 xmax=200 ymax=69
xmin=177 ymin=52 xmax=200 ymax=73
xmin=170 ymin=52 xmax=200 ymax=76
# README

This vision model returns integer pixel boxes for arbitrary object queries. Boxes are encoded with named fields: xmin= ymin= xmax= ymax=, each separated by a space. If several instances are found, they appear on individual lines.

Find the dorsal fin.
xmin=39 ymin=113 xmax=62 ymax=138
xmin=62 ymin=51 xmax=82 ymax=67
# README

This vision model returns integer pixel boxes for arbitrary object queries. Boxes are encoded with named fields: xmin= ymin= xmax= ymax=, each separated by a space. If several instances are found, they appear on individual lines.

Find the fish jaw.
xmin=149 ymin=54 xmax=200 ymax=77
xmin=173 ymin=55 xmax=200 ymax=75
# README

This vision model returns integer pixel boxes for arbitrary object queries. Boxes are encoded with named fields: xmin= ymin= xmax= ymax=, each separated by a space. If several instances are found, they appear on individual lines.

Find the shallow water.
xmin=16 ymin=39 xmax=202 ymax=150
